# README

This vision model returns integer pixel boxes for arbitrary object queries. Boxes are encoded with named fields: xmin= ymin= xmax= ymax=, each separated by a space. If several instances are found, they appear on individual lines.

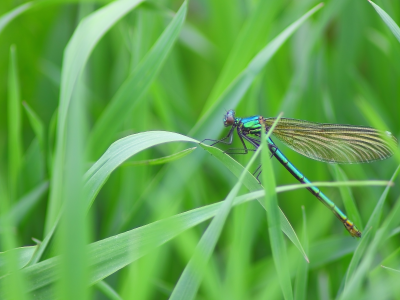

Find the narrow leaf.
xmin=294 ymin=207 xmax=309 ymax=300
xmin=262 ymin=114 xmax=293 ymax=300
xmin=22 ymin=102 xmax=46 ymax=155
xmin=0 ymin=2 xmax=32 ymax=34
xmin=8 ymin=45 xmax=23 ymax=199
xmin=0 ymin=181 xmax=49 ymax=225
xmin=369 ymin=0 xmax=400 ymax=43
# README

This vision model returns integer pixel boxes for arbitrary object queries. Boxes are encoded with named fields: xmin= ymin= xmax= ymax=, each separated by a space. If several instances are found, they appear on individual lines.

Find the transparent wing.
xmin=262 ymin=117 xmax=398 ymax=164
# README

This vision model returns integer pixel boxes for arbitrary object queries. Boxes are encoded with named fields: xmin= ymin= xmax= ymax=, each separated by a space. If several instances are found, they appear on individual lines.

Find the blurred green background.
xmin=1 ymin=0 xmax=400 ymax=299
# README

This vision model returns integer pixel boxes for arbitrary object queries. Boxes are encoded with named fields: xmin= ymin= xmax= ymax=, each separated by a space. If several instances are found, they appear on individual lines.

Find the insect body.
xmin=208 ymin=109 xmax=397 ymax=237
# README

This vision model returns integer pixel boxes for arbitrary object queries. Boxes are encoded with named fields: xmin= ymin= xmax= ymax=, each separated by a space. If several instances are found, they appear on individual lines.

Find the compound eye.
xmin=224 ymin=115 xmax=235 ymax=126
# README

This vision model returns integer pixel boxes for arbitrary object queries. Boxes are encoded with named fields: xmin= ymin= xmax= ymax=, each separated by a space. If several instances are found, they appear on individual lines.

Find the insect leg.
xmin=202 ymin=125 xmax=236 ymax=146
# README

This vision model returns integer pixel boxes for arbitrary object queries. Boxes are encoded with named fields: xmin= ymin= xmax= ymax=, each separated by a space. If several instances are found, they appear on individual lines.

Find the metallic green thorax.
xmin=238 ymin=116 xmax=262 ymax=134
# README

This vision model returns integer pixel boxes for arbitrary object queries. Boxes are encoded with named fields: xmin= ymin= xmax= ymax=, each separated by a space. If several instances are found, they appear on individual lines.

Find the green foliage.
xmin=0 ymin=0 xmax=400 ymax=299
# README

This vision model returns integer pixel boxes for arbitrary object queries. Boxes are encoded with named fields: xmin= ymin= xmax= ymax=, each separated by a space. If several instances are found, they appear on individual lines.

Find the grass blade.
xmin=95 ymin=280 xmax=124 ymax=300
xmin=46 ymin=0 xmax=145 ymax=234
xmin=331 ymin=165 xmax=363 ymax=231
xmin=369 ymin=0 xmax=400 ymax=43
xmin=1 ymin=176 xmax=394 ymax=297
xmin=56 ymin=72 xmax=90 ymax=299
xmin=168 ymin=184 xmax=240 ymax=300
xmin=294 ymin=207 xmax=309 ymax=300
xmin=1 ymin=181 xmax=49 ymax=225
xmin=261 ymin=114 xmax=293 ymax=300
xmin=4 ymin=184 xmax=264 ymax=296
xmin=0 ymin=2 xmax=32 ymax=34
xmin=7 ymin=45 xmax=23 ymax=200
xmin=0 ymin=246 xmax=37 ymax=276
xmin=22 ymin=101 xmax=46 ymax=157
xmin=0 ymin=169 xmax=27 ymax=299
xmin=84 ymin=131 xmax=198 ymax=209
xmin=124 ymin=147 xmax=196 ymax=166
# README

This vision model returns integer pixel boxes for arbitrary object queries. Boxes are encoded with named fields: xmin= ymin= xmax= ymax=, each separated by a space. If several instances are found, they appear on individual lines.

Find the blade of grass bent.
xmin=30 ymin=131 xmax=197 ymax=266
xmin=261 ymin=114 xmax=293 ymax=300
xmin=53 ymin=127 xmax=388 ymax=270
xmin=88 ymin=1 xmax=187 ymax=157
xmin=84 ymin=131 xmax=198 ymax=210
xmin=369 ymin=0 xmax=400 ymax=44
xmin=46 ymin=0 xmax=145 ymax=235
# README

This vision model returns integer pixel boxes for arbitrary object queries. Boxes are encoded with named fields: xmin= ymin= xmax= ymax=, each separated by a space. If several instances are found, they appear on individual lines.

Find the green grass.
xmin=0 ymin=0 xmax=400 ymax=299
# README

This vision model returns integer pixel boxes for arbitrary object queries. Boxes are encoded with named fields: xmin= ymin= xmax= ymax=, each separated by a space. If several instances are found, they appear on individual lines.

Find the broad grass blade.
xmin=45 ymin=0 xmax=145 ymax=234
xmin=0 ymin=246 xmax=37 ymax=276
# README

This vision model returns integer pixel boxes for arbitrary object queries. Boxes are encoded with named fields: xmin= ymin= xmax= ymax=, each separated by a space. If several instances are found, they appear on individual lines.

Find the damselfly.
xmin=207 ymin=110 xmax=397 ymax=237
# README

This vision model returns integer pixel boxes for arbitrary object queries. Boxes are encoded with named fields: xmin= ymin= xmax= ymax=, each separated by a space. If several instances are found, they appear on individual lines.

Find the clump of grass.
xmin=0 ymin=0 xmax=400 ymax=299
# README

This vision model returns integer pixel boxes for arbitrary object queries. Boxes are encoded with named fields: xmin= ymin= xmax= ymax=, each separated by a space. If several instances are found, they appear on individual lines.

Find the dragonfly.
xmin=207 ymin=109 xmax=398 ymax=237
